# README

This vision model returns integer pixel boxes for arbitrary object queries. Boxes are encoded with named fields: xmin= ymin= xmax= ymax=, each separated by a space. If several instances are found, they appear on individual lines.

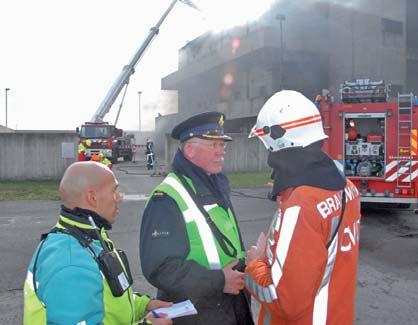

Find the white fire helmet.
xmin=249 ymin=90 xmax=327 ymax=152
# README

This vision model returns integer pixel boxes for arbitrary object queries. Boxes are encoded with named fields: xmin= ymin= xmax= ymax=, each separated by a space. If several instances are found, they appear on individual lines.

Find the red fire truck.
xmin=78 ymin=122 xmax=133 ymax=163
xmin=319 ymin=79 xmax=418 ymax=206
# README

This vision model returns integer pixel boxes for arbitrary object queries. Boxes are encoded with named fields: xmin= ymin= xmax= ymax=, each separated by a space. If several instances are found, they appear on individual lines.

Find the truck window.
xmin=80 ymin=126 xmax=111 ymax=138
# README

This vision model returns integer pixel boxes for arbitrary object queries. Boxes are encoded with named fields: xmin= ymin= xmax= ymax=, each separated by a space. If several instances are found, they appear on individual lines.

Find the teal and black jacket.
xmin=24 ymin=207 xmax=151 ymax=325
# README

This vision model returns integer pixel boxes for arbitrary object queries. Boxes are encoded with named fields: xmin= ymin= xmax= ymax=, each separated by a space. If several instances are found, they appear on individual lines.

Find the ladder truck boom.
xmin=79 ymin=0 xmax=199 ymax=164
xmin=90 ymin=0 xmax=198 ymax=123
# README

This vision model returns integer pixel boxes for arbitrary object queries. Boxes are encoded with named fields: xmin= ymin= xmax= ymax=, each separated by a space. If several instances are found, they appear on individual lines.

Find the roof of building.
xmin=0 ymin=125 xmax=14 ymax=133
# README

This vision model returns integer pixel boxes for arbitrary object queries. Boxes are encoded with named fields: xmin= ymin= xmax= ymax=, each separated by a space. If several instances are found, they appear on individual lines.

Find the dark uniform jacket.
xmin=140 ymin=150 xmax=253 ymax=325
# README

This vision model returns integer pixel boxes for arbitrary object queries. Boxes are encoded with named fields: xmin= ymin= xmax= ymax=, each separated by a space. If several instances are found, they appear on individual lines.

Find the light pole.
xmin=276 ymin=14 xmax=286 ymax=90
xmin=138 ymin=91 xmax=142 ymax=132
xmin=5 ymin=88 xmax=10 ymax=128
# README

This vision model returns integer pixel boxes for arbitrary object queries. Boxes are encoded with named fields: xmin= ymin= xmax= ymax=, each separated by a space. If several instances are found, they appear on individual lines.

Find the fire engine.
xmin=319 ymin=79 xmax=418 ymax=206
xmin=77 ymin=0 xmax=198 ymax=163
xmin=78 ymin=122 xmax=133 ymax=163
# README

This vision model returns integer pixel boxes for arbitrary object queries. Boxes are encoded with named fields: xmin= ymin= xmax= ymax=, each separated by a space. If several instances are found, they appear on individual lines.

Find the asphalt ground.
xmin=1 ymin=160 xmax=418 ymax=324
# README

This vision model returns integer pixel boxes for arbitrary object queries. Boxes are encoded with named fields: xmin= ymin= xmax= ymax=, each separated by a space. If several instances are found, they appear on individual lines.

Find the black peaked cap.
xmin=171 ymin=111 xmax=232 ymax=143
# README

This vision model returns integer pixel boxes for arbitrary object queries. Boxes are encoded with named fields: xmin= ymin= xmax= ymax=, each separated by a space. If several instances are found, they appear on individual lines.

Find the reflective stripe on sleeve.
xmin=272 ymin=206 xmax=300 ymax=286
xmin=263 ymin=310 xmax=272 ymax=325
xmin=245 ymin=274 xmax=278 ymax=303
xmin=163 ymin=176 xmax=221 ymax=269
xmin=266 ymin=211 xmax=281 ymax=266
xmin=313 ymin=216 xmax=340 ymax=325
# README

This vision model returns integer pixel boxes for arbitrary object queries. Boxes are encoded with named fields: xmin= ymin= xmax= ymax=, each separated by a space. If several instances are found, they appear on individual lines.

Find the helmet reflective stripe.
xmin=253 ymin=114 xmax=322 ymax=136
xmin=279 ymin=114 xmax=322 ymax=130
xmin=250 ymin=90 xmax=327 ymax=152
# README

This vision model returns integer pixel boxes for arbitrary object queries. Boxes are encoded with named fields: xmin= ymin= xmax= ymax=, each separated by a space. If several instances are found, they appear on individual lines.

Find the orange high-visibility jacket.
xmin=245 ymin=180 xmax=361 ymax=325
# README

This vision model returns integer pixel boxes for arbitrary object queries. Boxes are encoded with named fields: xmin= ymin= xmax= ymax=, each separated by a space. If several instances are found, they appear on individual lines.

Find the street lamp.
xmin=276 ymin=14 xmax=286 ymax=90
xmin=138 ymin=91 xmax=142 ymax=132
xmin=5 ymin=88 xmax=10 ymax=128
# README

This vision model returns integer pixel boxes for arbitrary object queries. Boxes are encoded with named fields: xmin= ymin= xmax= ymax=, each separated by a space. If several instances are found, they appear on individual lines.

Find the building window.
xmin=389 ymin=84 xmax=403 ymax=97
xmin=382 ymin=18 xmax=403 ymax=35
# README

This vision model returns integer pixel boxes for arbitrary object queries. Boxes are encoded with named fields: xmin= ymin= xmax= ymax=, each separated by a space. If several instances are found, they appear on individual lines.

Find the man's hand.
xmin=246 ymin=246 xmax=263 ymax=262
xmin=146 ymin=299 xmax=173 ymax=312
xmin=147 ymin=312 xmax=173 ymax=325
xmin=146 ymin=300 xmax=173 ymax=325
xmin=222 ymin=260 xmax=245 ymax=295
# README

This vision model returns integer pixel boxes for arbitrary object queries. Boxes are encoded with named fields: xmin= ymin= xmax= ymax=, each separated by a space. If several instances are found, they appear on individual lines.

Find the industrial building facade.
xmin=159 ymin=0 xmax=416 ymax=133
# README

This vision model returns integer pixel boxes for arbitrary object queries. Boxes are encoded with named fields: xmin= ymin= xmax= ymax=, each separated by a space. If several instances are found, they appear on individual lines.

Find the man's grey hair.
xmin=179 ymin=138 xmax=196 ymax=152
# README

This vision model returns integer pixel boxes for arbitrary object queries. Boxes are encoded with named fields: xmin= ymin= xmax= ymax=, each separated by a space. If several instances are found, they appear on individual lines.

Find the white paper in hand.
xmin=150 ymin=300 xmax=197 ymax=319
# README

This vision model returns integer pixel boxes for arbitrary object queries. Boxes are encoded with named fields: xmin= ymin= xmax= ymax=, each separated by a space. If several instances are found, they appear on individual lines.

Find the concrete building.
xmin=406 ymin=0 xmax=418 ymax=93
xmin=159 ymin=0 xmax=414 ymax=134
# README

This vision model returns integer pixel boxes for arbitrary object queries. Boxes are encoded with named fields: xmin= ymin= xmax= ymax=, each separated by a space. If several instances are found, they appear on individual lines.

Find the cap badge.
xmin=218 ymin=115 xmax=224 ymax=126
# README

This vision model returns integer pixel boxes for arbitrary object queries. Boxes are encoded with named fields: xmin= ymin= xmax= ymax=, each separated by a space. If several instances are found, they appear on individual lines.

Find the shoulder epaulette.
xmin=152 ymin=191 xmax=166 ymax=198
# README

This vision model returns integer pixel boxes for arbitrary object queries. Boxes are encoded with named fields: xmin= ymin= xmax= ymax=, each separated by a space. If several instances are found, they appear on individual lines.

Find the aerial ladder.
xmin=78 ymin=0 xmax=199 ymax=163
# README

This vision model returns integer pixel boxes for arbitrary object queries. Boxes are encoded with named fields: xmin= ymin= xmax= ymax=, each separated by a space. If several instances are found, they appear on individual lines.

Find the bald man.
xmin=23 ymin=161 xmax=172 ymax=325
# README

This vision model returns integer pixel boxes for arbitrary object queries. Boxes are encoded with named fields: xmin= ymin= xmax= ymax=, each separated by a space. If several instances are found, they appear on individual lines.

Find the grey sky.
xmin=0 ymin=0 xmax=274 ymax=131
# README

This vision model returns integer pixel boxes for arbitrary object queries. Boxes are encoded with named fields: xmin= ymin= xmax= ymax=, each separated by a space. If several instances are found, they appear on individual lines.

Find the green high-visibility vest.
xmin=78 ymin=143 xmax=86 ymax=154
xmin=151 ymin=173 xmax=245 ymax=269
xmin=102 ymin=157 xmax=111 ymax=166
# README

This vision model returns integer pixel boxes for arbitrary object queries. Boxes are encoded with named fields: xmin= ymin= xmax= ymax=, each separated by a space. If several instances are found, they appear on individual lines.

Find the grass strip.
xmin=0 ymin=171 xmax=271 ymax=200
xmin=227 ymin=171 xmax=271 ymax=189
xmin=0 ymin=180 xmax=60 ymax=201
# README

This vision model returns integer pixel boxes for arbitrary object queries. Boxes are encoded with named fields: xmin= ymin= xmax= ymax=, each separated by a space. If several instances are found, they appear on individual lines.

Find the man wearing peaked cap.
xmin=171 ymin=111 xmax=232 ymax=142
xmin=140 ymin=111 xmax=254 ymax=324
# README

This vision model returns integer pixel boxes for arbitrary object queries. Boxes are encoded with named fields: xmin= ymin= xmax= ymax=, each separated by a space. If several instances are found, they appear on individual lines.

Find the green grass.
xmin=227 ymin=171 xmax=271 ymax=189
xmin=0 ymin=180 xmax=61 ymax=201
xmin=0 ymin=171 xmax=271 ymax=200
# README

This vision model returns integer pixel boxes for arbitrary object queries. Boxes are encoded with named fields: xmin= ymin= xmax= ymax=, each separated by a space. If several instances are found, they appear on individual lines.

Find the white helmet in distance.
xmin=249 ymin=90 xmax=327 ymax=152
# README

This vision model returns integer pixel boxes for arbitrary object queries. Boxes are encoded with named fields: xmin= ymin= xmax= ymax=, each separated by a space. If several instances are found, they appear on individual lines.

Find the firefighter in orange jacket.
xmin=247 ymin=90 xmax=361 ymax=325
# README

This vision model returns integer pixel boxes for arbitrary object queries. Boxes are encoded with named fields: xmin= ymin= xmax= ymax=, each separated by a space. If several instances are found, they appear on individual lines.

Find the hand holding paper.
xmin=147 ymin=300 xmax=197 ymax=319
xmin=147 ymin=311 xmax=173 ymax=324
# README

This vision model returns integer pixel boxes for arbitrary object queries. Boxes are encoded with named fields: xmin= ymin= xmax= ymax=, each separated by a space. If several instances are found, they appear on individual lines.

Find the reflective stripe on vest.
xmin=162 ymin=176 xmax=222 ymax=269
xmin=271 ymin=206 xmax=300 ymax=287
xmin=23 ymin=271 xmax=46 ymax=324
xmin=313 ymin=216 xmax=340 ymax=325
xmin=25 ymin=271 xmax=35 ymax=291
xmin=245 ymin=207 xmax=301 ymax=303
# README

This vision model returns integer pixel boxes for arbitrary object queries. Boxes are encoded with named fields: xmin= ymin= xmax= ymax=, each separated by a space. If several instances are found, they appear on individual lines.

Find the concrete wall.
xmin=164 ymin=133 xmax=270 ymax=173
xmin=0 ymin=132 xmax=78 ymax=180
xmin=0 ymin=125 xmax=14 ymax=133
